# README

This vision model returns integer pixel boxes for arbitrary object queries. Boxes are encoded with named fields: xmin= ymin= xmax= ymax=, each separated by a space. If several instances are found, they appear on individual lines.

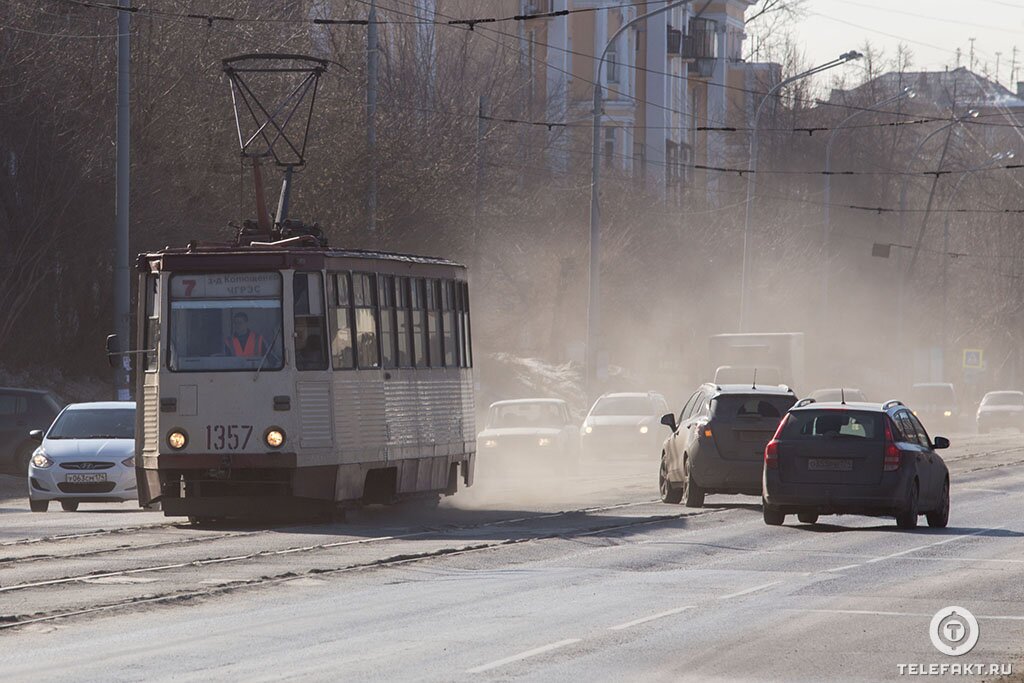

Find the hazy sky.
xmin=790 ymin=0 xmax=1024 ymax=89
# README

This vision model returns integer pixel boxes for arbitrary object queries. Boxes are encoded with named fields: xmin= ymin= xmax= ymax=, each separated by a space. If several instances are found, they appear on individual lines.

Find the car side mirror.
xmin=660 ymin=413 xmax=677 ymax=432
xmin=29 ymin=429 xmax=44 ymax=442
xmin=932 ymin=436 xmax=950 ymax=450
xmin=105 ymin=334 xmax=121 ymax=368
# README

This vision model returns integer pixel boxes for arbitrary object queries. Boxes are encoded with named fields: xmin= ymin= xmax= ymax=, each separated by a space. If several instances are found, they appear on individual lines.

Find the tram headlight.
xmin=265 ymin=428 xmax=285 ymax=449
xmin=584 ymin=425 xmax=593 ymax=434
xmin=943 ymin=410 xmax=953 ymax=417
xmin=31 ymin=452 xmax=53 ymax=469
xmin=483 ymin=439 xmax=498 ymax=449
xmin=167 ymin=430 xmax=188 ymax=450
xmin=639 ymin=425 xmax=649 ymax=434
xmin=538 ymin=437 xmax=552 ymax=447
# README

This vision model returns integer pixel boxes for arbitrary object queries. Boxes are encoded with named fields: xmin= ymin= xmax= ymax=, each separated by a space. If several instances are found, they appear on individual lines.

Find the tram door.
xmin=293 ymin=272 xmax=333 ymax=449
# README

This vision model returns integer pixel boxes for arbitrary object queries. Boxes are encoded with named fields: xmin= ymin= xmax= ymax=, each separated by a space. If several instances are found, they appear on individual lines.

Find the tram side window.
xmin=353 ymin=273 xmax=380 ymax=369
xmin=144 ymin=275 xmax=160 ymax=372
xmin=410 ymin=279 xmax=427 ymax=367
xmin=426 ymin=279 xmax=441 ymax=368
xmin=461 ymin=281 xmax=473 ymax=368
xmin=442 ymin=280 xmax=456 ymax=367
xmin=377 ymin=275 xmax=397 ymax=369
xmin=294 ymin=273 xmax=328 ymax=371
xmin=395 ymin=277 xmax=412 ymax=367
xmin=330 ymin=273 xmax=355 ymax=370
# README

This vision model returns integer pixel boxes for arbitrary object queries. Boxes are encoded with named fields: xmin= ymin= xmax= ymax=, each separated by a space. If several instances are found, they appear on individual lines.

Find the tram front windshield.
xmin=168 ymin=273 xmax=284 ymax=372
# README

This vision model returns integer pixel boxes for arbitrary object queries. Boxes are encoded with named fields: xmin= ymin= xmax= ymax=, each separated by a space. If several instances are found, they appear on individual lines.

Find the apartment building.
xmin=518 ymin=0 xmax=775 ymax=201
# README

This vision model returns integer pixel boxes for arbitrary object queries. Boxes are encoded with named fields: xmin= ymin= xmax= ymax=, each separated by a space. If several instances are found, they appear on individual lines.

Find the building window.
xmin=607 ymin=50 xmax=618 ymax=83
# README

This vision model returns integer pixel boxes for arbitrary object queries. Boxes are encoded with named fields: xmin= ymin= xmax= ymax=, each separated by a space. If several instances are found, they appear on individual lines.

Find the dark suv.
xmin=658 ymin=384 xmax=797 ymax=507
xmin=0 ymin=388 xmax=64 ymax=475
xmin=762 ymin=399 xmax=950 ymax=529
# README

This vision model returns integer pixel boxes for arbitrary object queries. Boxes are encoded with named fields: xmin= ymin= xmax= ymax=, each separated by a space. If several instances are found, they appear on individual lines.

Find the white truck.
xmin=709 ymin=333 xmax=805 ymax=392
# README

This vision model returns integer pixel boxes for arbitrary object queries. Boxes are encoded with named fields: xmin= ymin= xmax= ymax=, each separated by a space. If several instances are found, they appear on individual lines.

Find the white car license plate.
xmin=808 ymin=458 xmax=852 ymax=472
xmin=66 ymin=473 xmax=107 ymax=483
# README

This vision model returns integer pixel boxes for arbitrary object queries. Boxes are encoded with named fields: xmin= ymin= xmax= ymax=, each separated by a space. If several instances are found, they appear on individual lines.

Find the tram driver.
xmin=225 ymin=312 xmax=268 ymax=357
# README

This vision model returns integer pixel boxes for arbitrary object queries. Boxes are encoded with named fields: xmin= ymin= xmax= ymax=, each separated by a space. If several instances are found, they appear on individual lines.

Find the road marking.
xmin=466 ymin=639 xmax=581 ymax=674
xmin=788 ymin=608 xmax=1024 ymax=621
xmin=824 ymin=564 xmax=862 ymax=572
xmin=864 ymin=526 xmax=1005 ymax=564
xmin=718 ymin=580 xmax=783 ymax=600
xmin=607 ymin=606 xmax=695 ymax=631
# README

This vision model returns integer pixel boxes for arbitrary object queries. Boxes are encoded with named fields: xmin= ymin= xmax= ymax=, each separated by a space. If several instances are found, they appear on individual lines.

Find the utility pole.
xmin=113 ymin=0 xmax=131 ymax=401
xmin=367 ymin=0 xmax=379 ymax=232
xmin=969 ymin=37 xmax=977 ymax=71
xmin=996 ymin=52 xmax=1002 ymax=84
xmin=955 ymin=48 xmax=962 ymax=68
xmin=1011 ymin=46 xmax=1019 ymax=85
xmin=474 ymin=95 xmax=488 ymax=249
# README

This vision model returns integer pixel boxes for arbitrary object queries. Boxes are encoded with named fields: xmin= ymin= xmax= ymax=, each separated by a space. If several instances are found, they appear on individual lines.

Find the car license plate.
xmin=808 ymin=458 xmax=852 ymax=472
xmin=66 ymin=473 xmax=107 ymax=483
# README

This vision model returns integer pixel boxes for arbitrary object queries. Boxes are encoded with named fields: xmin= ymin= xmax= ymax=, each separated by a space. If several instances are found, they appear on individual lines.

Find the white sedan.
xmin=27 ymin=401 xmax=138 ymax=512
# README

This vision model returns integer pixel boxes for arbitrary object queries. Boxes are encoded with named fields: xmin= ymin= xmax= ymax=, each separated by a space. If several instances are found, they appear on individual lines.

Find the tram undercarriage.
xmin=139 ymin=453 xmax=475 ymax=521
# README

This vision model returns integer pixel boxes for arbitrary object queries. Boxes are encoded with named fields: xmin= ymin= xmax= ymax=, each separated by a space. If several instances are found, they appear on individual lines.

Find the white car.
xmin=477 ymin=399 xmax=580 ymax=474
xmin=27 ymin=401 xmax=138 ymax=512
xmin=580 ymin=392 xmax=669 ymax=459
xmin=977 ymin=390 xmax=1024 ymax=434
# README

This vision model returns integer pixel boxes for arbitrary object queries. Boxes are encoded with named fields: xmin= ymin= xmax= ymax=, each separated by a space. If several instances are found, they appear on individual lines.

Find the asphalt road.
xmin=1 ymin=433 xmax=1022 ymax=682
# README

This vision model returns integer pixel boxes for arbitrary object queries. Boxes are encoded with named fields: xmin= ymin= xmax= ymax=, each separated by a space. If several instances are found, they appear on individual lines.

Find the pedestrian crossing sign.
xmin=963 ymin=349 xmax=983 ymax=370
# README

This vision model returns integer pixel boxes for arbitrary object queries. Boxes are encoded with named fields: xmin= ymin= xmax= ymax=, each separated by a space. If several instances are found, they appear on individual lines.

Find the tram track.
xmin=0 ymin=498 xmax=671 ymax=586
xmin=0 ymin=507 xmax=721 ymax=630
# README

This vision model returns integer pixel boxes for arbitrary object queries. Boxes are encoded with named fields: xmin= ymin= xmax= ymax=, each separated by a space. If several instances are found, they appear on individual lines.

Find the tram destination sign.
xmin=170 ymin=273 xmax=281 ymax=299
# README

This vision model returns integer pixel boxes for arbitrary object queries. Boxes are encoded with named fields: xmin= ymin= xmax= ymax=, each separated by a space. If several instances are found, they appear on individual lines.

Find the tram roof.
xmin=137 ymin=244 xmax=464 ymax=272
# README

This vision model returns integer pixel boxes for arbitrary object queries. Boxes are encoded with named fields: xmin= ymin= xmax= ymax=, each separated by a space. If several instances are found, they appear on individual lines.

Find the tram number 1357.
xmin=206 ymin=425 xmax=254 ymax=451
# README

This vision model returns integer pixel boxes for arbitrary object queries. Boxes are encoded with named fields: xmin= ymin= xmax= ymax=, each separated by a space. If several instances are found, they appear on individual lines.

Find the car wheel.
xmin=659 ymin=454 xmax=683 ymax=504
xmin=926 ymin=479 xmax=950 ymax=528
xmin=29 ymin=499 xmax=48 ymax=513
xmin=681 ymin=456 xmax=704 ymax=508
xmin=763 ymin=501 xmax=785 ymax=526
xmin=60 ymin=501 xmax=80 ymax=512
xmin=896 ymin=480 xmax=920 ymax=529
xmin=797 ymin=512 xmax=819 ymax=525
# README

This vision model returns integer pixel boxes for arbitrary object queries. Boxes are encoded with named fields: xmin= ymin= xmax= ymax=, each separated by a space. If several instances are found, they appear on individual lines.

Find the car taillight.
xmin=764 ymin=414 xmax=789 ymax=469
xmin=883 ymin=418 xmax=900 ymax=471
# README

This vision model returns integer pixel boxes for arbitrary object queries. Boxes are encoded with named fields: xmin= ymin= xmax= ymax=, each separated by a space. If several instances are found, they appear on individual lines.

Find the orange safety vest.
xmin=225 ymin=331 xmax=265 ymax=357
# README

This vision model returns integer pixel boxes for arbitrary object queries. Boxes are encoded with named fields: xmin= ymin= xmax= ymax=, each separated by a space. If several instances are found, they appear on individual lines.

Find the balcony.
xmin=682 ymin=19 xmax=717 ymax=62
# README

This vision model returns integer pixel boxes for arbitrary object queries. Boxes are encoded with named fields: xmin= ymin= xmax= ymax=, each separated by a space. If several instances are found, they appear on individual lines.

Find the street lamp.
xmin=941 ymin=150 xmax=1015 ymax=342
xmin=738 ymin=50 xmax=862 ymax=332
xmin=586 ymin=0 xmax=692 ymax=394
xmin=822 ymin=87 xmax=915 ymax=309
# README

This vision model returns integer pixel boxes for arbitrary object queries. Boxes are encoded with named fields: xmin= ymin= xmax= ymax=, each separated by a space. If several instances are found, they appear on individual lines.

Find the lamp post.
xmin=894 ymin=109 xmax=979 ymax=381
xmin=738 ymin=50 xmax=862 ymax=332
xmin=822 ymin=87 xmax=915 ymax=309
xmin=941 ymin=150 xmax=1015 ymax=345
xmin=586 ymin=0 xmax=692 ymax=395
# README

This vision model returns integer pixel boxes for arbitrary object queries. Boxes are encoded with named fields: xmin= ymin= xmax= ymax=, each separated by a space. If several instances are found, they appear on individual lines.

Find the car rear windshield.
xmin=713 ymin=395 xmax=796 ymax=420
xmin=591 ymin=397 xmax=654 ymax=416
xmin=48 ymin=409 xmax=135 ymax=440
xmin=982 ymin=392 xmax=1024 ymax=407
xmin=489 ymin=403 xmax=565 ymax=428
xmin=780 ymin=410 xmax=883 ymax=440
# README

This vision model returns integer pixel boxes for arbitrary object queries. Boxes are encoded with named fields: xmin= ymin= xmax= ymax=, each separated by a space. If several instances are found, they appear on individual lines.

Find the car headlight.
xmin=265 ymin=428 xmax=285 ymax=449
xmin=31 ymin=452 xmax=53 ymax=469
xmin=483 ymin=439 xmax=498 ymax=448
xmin=167 ymin=430 xmax=187 ymax=450
xmin=538 ymin=437 xmax=552 ymax=447
xmin=584 ymin=425 xmax=593 ymax=434
xmin=943 ymin=410 xmax=953 ymax=417
xmin=121 ymin=456 xmax=135 ymax=467
xmin=639 ymin=425 xmax=649 ymax=434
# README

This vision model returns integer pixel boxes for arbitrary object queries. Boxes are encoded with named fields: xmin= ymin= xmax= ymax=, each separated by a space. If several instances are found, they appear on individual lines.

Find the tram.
xmin=128 ymin=234 xmax=475 ymax=521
